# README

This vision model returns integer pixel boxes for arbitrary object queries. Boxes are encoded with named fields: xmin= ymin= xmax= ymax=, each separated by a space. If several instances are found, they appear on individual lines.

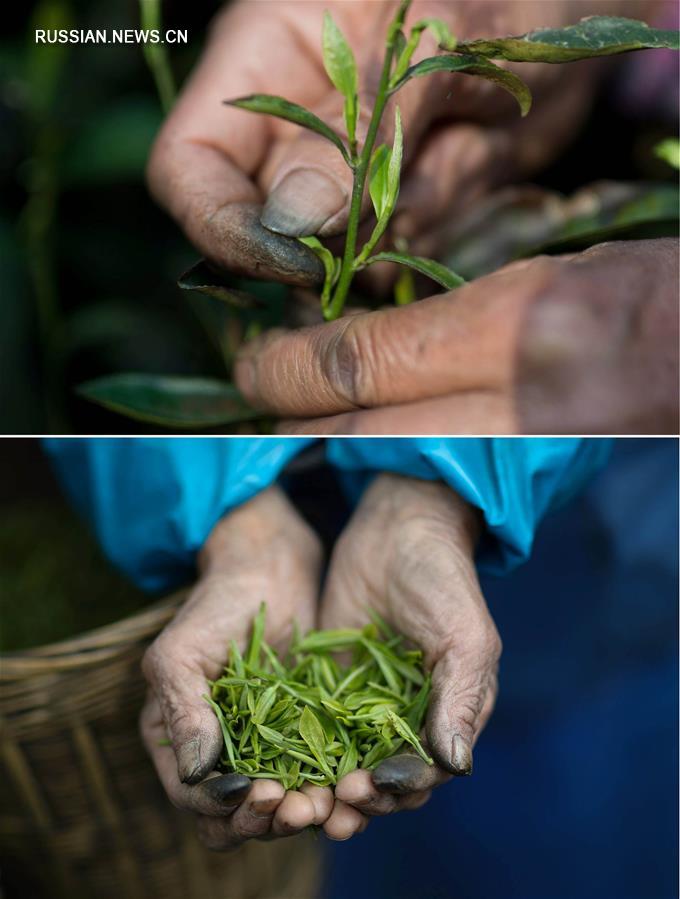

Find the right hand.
xmin=140 ymin=487 xmax=332 ymax=851
xmin=147 ymin=0 xmax=614 ymax=288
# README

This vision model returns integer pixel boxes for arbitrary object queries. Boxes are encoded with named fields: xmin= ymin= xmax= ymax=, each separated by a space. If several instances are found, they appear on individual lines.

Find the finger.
xmin=233 ymin=259 xmax=544 ymax=416
xmin=399 ymin=789 xmax=432 ymax=811
xmin=146 ymin=6 xmax=325 ymax=285
xmin=275 ymin=389 xmax=515 ymax=435
xmin=196 ymin=779 xmax=285 ymax=851
xmin=426 ymin=643 xmax=501 ymax=777
xmin=370 ymin=754 xmax=450 ymax=796
xmin=140 ymin=693 xmax=251 ymax=815
xmin=271 ymin=790 xmax=317 ymax=836
xmin=336 ymin=767 xmax=444 ymax=815
xmin=323 ymin=799 xmax=369 ymax=841
xmin=299 ymin=784 xmax=335 ymax=825
xmin=335 ymin=770 xmax=398 ymax=816
xmin=141 ymin=633 xmax=223 ymax=784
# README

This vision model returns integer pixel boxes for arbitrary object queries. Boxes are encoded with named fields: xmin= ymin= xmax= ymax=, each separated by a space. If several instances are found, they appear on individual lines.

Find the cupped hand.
xmin=316 ymin=474 xmax=502 ymax=840
xmin=140 ymin=486 xmax=334 ymax=850
xmin=147 ymin=0 xmax=613 ymax=286
xmin=233 ymin=238 xmax=679 ymax=434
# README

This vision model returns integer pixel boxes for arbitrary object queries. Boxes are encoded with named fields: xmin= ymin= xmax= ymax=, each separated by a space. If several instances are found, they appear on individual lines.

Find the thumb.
xmin=426 ymin=641 xmax=500 ymax=776
xmin=258 ymin=66 xmax=439 ymax=239
xmin=141 ymin=634 xmax=222 ymax=785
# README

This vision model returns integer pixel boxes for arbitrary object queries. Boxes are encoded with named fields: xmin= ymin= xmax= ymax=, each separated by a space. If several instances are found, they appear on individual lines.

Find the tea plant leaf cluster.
xmin=205 ymin=604 xmax=433 ymax=789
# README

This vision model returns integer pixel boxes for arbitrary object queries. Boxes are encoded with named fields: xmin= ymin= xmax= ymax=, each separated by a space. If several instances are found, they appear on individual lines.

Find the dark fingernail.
xmin=251 ymin=798 xmax=281 ymax=818
xmin=178 ymin=738 xmax=204 ymax=785
xmin=207 ymin=202 xmax=324 ymax=286
xmin=201 ymin=774 xmax=252 ymax=806
xmin=451 ymin=734 xmax=473 ymax=776
xmin=262 ymin=169 xmax=347 ymax=237
xmin=372 ymin=755 xmax=431 ymax=795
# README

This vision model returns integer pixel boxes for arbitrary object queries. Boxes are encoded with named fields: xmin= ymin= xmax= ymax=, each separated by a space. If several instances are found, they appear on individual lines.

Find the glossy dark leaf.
xmin=177 ymin=260 xmax=264 ymax=309
xmin=457 ymin=16 xmax=680 ymax=62
xmin=77 ymin=373 xmax=260 ymax=428
xmin=392 ymin=53 xmax=531 ymax=116
xmin=226 ymin=95 xmax=350 ymax=164
xmin=363 ymin=251 xmax=466 ymax=290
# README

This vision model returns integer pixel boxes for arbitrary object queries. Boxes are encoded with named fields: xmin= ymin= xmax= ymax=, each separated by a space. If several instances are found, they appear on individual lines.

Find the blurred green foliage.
xmin=0 ymin=496 xmax=149 ymax=650
xmin=1 ymin=0 xmax=225 ymax=433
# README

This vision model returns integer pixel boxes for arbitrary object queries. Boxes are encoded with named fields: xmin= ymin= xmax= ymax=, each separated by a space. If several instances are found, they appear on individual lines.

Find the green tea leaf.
xmin=323 ymin=11 xmax=359 ymax=147
xmin=229 ymin=639 xmax=245 ymax=678
xmin=361 ymin=251 xmax=466 ymax=291
xmin=204 ymin=696 xmax=237 ymax=767
xmin=336 ymin=739 xmax=359 ymax=779
xmin=253 ymin=685 xmax=278 ymax=724
xmin=294 ymin=629 xmax=365 ymax=652
xmin=405 ymin=675 xmax=432 ymax=731
xmin=299 ymin=707 xmax=334 ymax=777
xmin=247 ymin=603 xmax=267 ymax=669
xmin=369 ymin=144 xmax=390 ymax=220
xmin=226 ymin=95 xmax=350 ymax=164
xmin=298 ymin=236 xmax=339 ymax=310
xmin=417 ymin=18 xmax=457 ymax=50
xmin=177 ymin=260 xmax=264 ymax=309
xmin=77 ymin=374 xmax=260 ymax=429
xmin=391 ymin=54 xmax=531 ymax=117
xmin=655 ymin=138 xmax=680 ymax=171
xmin=386 ymin=711 xmax=433 ymax=765
xmin=357 ymin=107 xmax=404 ymax=263
xmin=456 ymin=16 xmax=680 ymax=62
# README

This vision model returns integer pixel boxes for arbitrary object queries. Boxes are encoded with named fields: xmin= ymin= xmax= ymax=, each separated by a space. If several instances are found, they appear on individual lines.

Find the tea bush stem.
xmin=139 ymin=0 xmax=176 ymax=113
xmin=325 ymin=2 xmax=409 ymax=321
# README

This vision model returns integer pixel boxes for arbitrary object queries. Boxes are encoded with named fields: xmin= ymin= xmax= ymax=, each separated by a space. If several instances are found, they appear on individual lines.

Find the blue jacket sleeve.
xmin=43 ymin=437 xmax=313 ymax=592
xmin=326 ymin=438 xmax=612 ymax=574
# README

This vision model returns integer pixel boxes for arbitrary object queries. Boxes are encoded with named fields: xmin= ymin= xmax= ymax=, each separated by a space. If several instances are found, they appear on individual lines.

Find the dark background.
xmin=2 ymin=1 xmax=678 ymax=436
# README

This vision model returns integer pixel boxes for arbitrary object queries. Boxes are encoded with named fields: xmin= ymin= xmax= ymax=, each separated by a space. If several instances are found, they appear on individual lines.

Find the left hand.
xmin=316 ymin=473 xmax=502 ymax=841
xmin=234 ymin=238 xmax=679 ymax=434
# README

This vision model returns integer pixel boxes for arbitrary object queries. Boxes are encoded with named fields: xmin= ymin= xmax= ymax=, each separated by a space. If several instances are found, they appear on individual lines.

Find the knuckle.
xmin=324 ymin=315 xmax=386 ymax=408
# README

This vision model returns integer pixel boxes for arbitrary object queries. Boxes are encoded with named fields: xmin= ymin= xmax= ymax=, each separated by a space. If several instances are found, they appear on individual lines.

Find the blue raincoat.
xmin=44 ymin=437 xmax=608 ymax=590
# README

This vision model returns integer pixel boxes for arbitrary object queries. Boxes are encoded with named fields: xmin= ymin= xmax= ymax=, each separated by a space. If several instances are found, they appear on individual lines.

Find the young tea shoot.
xmin=204 ymin=603 xmax=433 ymax=789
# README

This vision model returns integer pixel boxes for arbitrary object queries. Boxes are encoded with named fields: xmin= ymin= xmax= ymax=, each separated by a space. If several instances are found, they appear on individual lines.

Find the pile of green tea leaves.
xmin=205 ymin=604 xmax=433 ymax=790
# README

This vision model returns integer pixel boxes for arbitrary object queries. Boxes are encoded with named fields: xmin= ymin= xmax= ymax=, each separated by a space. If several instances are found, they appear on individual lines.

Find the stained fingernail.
xmin=178 ymin=738 xmax=204 ymax=785
xmin=201 ymin=774 xmax=251 ymax=805
xmin=251 ymin=798 xmax=281 ymax=818
xmin=451 ymin=734 xmax=473 ymax=776
xmin=372 ymin=755 xmax=429 ymax=794
xmin=262 ymin=169 xmax=347 ymax=237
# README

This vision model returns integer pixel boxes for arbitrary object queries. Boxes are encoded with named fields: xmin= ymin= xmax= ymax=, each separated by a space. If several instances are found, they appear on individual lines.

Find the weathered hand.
xmin=316 ymin=474 xmax=501 ymax=840
xmin=234 ymin=238 xmax=679 ymax=434
xmin=146 ymin=0 xmax=623 ymax=286
xmin=140 ymin=487 xmax=333 ymax=850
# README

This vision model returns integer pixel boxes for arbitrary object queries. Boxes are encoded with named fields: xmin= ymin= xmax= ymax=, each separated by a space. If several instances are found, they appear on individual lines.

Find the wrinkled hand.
xmin=147 ymin=0 xmax=613 ymax=286
xmin=140 ymin=487 xmax=333 ymax=851
xmin=316 ymin=474 xmax=501 ymax=840
xmin=234 ymin=238 xmax=679 ymax=434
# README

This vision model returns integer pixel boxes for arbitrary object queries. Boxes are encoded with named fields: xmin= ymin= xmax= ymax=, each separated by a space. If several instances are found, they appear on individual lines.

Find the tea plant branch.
xmin=327 ymin=1 xmax=409 ymax=320
xmin=139 ymin=0 xmax=176 ymax=113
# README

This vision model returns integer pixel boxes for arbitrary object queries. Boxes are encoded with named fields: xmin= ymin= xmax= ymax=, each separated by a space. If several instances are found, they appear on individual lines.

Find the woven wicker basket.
xmin=0 ymin=593 xmax=321 ymax=899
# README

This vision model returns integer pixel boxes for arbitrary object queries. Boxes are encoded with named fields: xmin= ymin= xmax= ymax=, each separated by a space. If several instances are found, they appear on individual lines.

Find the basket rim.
xmin=0 ymin=590 xmax=186 ymax=678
